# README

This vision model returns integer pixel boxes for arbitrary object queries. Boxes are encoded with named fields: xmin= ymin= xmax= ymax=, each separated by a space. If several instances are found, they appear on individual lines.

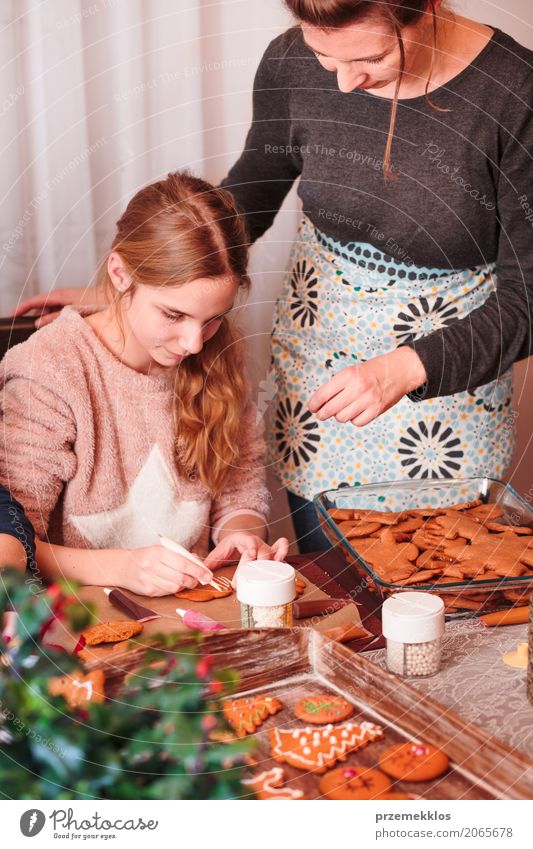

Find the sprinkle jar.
xmin=382 ymin=592 xmax=445 ymax=678
xmin=236 ymin=560 xmax=296 ymax=628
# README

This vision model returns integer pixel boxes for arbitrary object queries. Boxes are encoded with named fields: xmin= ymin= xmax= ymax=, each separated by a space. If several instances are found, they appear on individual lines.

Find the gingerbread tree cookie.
xmin=222 ymin=695 xmax=283 ymax=738
xmin=270 ymin=721 xmax=383 ymax=773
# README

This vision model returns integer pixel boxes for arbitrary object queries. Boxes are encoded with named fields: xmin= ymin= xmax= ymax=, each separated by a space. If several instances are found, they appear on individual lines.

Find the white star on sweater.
xmin=69 ymin=444 xmax=210 ymax=549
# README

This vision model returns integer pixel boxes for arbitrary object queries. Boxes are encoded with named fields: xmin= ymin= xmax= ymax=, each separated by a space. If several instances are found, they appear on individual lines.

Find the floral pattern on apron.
xmin=268 ymin=216 xmax=515 ymax=501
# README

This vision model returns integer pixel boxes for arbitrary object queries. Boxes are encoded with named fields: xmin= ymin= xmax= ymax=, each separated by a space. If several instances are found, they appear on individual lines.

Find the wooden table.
xmin=51 ymin=547 xmax=531 ymax=764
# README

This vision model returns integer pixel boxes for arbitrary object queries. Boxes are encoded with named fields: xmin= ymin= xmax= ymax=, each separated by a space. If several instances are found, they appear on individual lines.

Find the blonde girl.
xmin=0 ymin=171 xmax=287 ymax=595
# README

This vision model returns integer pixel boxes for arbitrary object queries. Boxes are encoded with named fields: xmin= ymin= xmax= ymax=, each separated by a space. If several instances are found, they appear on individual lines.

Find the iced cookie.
xmin=242 ymin=767 xmax=304 ymax=800
xmin=319 ymin=766 xmax=392 ymax=799
xmin=293 ymin=695 xmax=354 ymax=724
xmin=48 ymin=669 xmax=105 ymax=708
xmin=270 ymin=721 xmax=383 ymax=773
xmin=223 ymin=695 xmax=284 ymax=738
xmin=379 ymin=742 xmax=449 ymax=781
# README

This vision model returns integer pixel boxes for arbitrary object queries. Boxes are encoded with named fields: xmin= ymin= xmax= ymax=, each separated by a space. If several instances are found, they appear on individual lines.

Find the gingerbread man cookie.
xmin=270 ymin=721 xmax=383 ymax=773
xmin=48 ymin=670 xmax=105 ymax=709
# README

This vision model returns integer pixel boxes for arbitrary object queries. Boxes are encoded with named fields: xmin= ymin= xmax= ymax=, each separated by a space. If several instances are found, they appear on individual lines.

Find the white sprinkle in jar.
xmin=236 ymin=560 xmax=296 ymax=628
xmin=382 ymin=592 xmax=445 ymax=678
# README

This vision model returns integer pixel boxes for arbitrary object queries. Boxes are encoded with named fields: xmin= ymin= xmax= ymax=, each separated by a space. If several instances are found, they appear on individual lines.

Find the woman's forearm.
xmin=35 ymin=540 xmax=129 ymax=586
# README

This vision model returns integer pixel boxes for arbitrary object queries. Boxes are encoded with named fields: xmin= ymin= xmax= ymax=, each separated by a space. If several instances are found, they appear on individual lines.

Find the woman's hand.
xmin=204 ymin=532 xmax=289 ymax=572
xmin=12 ymin=286 xmax=101 ymax=328
xmin=308 ymin=347 xmax=427 ymax=427
xmin=118 ymin=544 xmax=214 ymax=597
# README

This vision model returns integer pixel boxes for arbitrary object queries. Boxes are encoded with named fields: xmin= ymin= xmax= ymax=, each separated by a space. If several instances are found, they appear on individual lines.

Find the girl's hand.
xmin=119 ymin=544 xmax=214 ymax=597
xmin=204 ymin=532 xmax=289 ymax=572
xmin=308 ymin=347 xmax=427 ymax=427
xmin=12 ymin=286 xmax=100 ymax=328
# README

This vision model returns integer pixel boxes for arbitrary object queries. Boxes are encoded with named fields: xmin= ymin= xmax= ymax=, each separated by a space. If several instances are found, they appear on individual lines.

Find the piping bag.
xmin=175 ymin=608 xmax=225 ymax=632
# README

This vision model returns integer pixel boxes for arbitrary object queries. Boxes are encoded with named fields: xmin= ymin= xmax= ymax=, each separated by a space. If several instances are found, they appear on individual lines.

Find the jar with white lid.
xmin=236 ymin=560 xmax=296 ymax=628
xmin=382 ymin=592 xmax=445 ymax=678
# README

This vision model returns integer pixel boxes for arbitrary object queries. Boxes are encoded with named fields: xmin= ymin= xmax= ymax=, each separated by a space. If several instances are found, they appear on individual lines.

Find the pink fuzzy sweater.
xmin=0 ymin=307 xmax=269 ymax=556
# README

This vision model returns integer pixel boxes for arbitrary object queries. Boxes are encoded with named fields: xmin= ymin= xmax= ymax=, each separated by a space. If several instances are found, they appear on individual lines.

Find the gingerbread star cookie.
xmin=270 ymin=721 xmax=383 ymax=773
xmin=242 ymin=767 xmax=304 ymax=800
xmin=222 ymin=695 xmax=284 ymax=738
xmin=48 ymin=669 xmax=105 ymax=708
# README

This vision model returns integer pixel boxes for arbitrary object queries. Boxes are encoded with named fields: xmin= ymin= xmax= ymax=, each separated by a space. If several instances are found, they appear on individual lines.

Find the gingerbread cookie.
xmin=378 ymin=792 xmax=419 ymax=800
xmin=81 ymin=620 xmax=143 ymax=646
xmin=79 ymin=640 xmax=130 ymax=664
xmin=379 ymin=742 xmax=449 ymax=782
xmin=175 ymin=586 xmax=232 ymax=601
xmin=48 ymin=669 xmax=105 ymax=708
xmin=323 ymin=623 xmax=369 ymax=642
xmin=319 ymin=766 xmax=392 ymax=799
xmin=270 ymin=721 xmax=383 ymax=773
xmin=242 ymin=767 xmax=304 ymax=800
xmin=294 ymin=695 xmax=354 ymax=725
xmin=223 ymin=695 xmax=283 ymax=737
xmin=295 ymin=578 xmax=306 ymax=597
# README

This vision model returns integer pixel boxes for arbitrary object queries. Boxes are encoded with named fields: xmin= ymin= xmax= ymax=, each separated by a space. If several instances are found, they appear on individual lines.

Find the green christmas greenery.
xmin=0 ymin=569 xmax=254 ymax=800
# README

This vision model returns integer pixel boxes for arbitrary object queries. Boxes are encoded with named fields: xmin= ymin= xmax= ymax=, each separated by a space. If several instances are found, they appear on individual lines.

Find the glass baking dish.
xmin=314 ymin=477 xmax=533 ymax=616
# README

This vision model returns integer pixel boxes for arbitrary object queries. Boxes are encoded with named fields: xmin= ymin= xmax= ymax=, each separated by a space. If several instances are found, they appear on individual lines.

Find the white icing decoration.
xmin=72 ymin=679 xmax=93 ymax=700
xmin=241 ymin=767 xmax=303 ymax=800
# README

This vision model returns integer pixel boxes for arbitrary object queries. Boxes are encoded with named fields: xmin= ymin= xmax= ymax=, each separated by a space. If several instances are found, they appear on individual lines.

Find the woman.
xmin=1 ymin=172 xmax=287 ymax=595
xmin=15 ymin=1 xmax=533 ymax=552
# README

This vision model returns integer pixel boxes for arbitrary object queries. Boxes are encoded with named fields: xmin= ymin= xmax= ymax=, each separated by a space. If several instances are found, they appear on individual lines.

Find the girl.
xmin=0 ymin=171 xmax=287 ymax=595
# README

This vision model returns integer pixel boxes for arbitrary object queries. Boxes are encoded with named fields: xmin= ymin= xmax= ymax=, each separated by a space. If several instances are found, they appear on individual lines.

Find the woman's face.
xmin=301 ymin=15 xmax=431 ymax=94
xmin=108 ymin=253 xmax=239 ymax=372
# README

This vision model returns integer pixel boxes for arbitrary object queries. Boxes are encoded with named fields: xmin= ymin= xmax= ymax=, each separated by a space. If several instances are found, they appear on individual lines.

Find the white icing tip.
xmin=103 ymin=588 xmax=112 ymax=596
xmin=175 ymin=609 xmax=186 ymax=617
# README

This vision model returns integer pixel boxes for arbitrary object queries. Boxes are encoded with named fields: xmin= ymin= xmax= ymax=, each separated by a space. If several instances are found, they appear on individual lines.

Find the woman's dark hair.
xmin=285 ymin=1 xmax=444 ymax=180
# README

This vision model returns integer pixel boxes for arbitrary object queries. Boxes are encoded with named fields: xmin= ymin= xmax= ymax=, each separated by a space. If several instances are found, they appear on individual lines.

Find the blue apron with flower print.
xmin=268 ymin=215 xmax=515 ymax=502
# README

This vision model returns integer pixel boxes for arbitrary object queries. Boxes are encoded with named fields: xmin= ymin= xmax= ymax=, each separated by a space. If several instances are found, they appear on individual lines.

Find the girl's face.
xmin=108 ymin=254 xmax=239 ymax=372
xmin=302 ymin=14 xmax=432 ymax=94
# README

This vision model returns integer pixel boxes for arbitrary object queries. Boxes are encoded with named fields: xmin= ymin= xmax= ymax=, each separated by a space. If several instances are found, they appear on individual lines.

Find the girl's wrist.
xmin=107 ymin=548 xmax=133 ymax=590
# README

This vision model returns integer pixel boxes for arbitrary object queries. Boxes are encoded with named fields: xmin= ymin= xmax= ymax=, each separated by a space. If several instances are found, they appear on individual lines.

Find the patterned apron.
xmin=268 ymin=216 xmax=515 ymax=502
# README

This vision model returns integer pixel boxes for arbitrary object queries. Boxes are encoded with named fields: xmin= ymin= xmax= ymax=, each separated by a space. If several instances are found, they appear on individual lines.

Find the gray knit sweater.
xmin=221 ymin=26 xmax=533 ymax=400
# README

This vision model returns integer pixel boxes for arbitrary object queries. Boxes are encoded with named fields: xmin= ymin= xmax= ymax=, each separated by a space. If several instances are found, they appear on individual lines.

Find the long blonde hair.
xmin=98 ymin=171 xmax=251 ymax=495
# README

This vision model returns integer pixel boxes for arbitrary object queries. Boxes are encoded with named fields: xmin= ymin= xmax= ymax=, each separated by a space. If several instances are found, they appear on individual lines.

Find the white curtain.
xmin=0 ymin=0 xmax=299 ymax=310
